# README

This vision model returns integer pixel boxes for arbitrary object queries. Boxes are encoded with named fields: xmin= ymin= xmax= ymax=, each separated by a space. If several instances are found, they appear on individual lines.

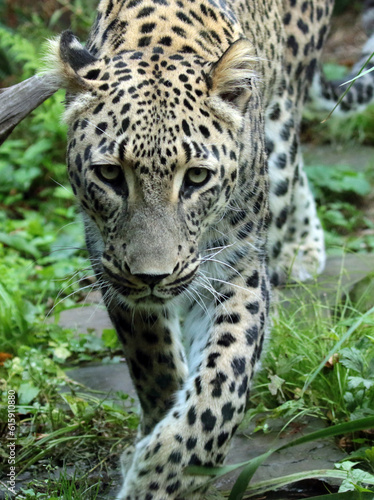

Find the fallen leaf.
xmin=0 ymin=352 xmax=13 ymax=365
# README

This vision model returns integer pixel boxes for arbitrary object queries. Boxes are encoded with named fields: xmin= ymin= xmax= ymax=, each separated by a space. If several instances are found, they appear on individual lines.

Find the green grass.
xmin=306 ymin=162 xmax=374 ymax=254
xmin=251 ymin=279 xmax=374 ymax=424
xmin=5 ymin=468 xmax=101 ymax=499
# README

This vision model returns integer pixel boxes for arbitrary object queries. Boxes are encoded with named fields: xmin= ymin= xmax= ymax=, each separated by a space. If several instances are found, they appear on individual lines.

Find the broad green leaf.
xmin=102 ymin=328 xmax=119 ymax=348
xmin=0 ymin=232 xmax=41 ymax=259
xmin=339 ymin=347 xmax=365 ymax=374
xmin=18 ymin=382 xmax=40 ymax=405
xmin=53 ymin=345 xmax=72 ymax=361
xmin=348 ymin=376 xmax=374 ymax=390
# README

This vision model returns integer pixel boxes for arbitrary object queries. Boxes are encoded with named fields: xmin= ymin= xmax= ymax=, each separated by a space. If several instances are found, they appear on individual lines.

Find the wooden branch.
xmin=0 ymin=74 xmax=60 ymax=145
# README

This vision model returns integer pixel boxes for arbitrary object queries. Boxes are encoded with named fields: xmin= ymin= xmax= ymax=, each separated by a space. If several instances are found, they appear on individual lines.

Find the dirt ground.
xmin=323 ymin=7 xmax=368 ymax=65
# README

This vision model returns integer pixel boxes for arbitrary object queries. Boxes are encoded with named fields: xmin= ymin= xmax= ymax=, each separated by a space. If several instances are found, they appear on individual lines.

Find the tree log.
xmin=0 ymin=74 xmax=59 ymax=145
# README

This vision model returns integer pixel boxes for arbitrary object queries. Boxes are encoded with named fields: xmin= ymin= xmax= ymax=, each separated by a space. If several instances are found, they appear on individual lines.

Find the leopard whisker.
xmin=45 ymin=278 xmax=105 ymax=319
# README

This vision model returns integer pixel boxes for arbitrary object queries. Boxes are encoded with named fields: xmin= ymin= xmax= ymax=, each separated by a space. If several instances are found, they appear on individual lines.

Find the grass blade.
xmin=228 ymin=449 xmax=274 ymax=500
xmin=16 ymin=423 xmax=80 ymax=463
xmin=302 ymin=305 xmax=374 ymax=393
xmin=277 ymin=416 xmax=374 ymax=452
xmin=242 ymin=469 xmax=347 ymax=498
xmin=322 ymin=51 xmax=374 ymax=122
xmin=341 ymin=65 xmax=374 ymax=85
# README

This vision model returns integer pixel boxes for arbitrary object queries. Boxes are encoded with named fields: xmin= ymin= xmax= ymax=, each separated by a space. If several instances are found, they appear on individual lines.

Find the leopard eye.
xmin=96 ymin=164 xmax=123 ymax=184
xmin=185 ymin=167 xmax=210 ymax=187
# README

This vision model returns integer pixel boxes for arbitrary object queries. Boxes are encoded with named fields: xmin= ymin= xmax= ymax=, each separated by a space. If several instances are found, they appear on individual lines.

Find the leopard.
xmin=40 ymin=0 xmax=374 ymax=498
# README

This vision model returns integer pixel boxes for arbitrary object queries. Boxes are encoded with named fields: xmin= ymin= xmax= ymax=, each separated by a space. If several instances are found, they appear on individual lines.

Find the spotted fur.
xmin=46 ymin=0 xmax=372 ymax=498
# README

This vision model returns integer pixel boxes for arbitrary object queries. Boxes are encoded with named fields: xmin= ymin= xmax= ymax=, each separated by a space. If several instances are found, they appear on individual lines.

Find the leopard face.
xmin=63 ymin=44 xmax=255 ymax=308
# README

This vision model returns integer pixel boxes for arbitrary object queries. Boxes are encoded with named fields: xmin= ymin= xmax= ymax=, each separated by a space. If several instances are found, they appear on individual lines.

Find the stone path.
xmin=303 ymin=143 xmax=374 ymax=172
xmin=60 ymin=254 xmax=374 ymax=499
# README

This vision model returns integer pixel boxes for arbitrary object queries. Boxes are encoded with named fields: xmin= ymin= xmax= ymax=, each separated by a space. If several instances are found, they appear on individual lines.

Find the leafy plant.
xmin=306 ymin=165 xmax=371 ymax=201
xmin=0 ymin=26 xmax=40 ymax=78
xmin=305 ymin=164 xmax=374 ymax=253
xmin=339 ymin=346 xmax=374 ymax=421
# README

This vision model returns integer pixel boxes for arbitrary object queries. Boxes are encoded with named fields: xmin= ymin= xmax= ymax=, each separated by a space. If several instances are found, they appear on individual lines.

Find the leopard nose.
xmin=134 ymin=273 xmax=170 ymax=286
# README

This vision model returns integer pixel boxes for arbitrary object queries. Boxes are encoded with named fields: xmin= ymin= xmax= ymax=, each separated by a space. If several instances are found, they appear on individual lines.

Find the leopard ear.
xmin=45 ymin=30 xmax=104 ymax=92
xmin=207 ymin=38 xmax=257 ymax=117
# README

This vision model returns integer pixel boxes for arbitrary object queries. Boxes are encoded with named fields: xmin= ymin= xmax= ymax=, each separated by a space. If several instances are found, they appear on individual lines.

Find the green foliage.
xmin=0 ymin=349 xmax=138 ymax=493
xmin=0 ymin=0 xmax=96 ymax=39
xmin=253 ymin=287 xmax=374 ymax=424
xmin=306 ymin=165 xmax=371 ymax=200
xmin=0 ymin=25 xmax=40 ymax=78
xmin=16 ymin=468 xmax=101 ymax=499
xmin=0 ymin=213 xmax=89 ymax=354
xmin=339 ymin=345 xmax=374 ymax=420
xmin=306 ymin=164 xmax=374 ymax=253
xmin=0 ymin=23 xmax=68 ymax=201
xmin=0 ymin=279 xmax=39 ymax=352
xmin=48 ymin=0 xmax=96 ymax=34
xmin=0 ymin=17 xmax=87 ymax=355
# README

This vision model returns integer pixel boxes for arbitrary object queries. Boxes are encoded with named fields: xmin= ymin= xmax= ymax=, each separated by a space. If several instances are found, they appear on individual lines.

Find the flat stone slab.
xmin=279 ymin=253 xmax=374 ymax=308
xmin=58 ymin=303 xmax=112 ymax=335
xmin=66 ymin=362 xmax=137 ymax=404
xmin=303 ymin=143 xmax=374 ymax=172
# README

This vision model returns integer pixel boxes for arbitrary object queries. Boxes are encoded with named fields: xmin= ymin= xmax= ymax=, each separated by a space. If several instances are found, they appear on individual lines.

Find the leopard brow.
xmin=85 ymin=119 xmax=119 ymax=143
xmin=83 ymin=120 xmax=131 ymax=165
xmin=182 ymin=140 xmax=218 ymax=169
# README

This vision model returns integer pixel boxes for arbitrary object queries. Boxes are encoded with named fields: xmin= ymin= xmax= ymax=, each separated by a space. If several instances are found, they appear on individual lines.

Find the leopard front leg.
xmin=106 ymin=305 xmax=189 ymax=436
xmin=116 ymin=259 xmax=269 ymax=500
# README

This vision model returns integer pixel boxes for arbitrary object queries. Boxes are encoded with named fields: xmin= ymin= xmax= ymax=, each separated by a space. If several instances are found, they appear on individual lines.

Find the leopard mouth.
xmin=102 ymin=263 xmax=198 ymax=306
xmin=110 ymin=283 xmax=175 ymax=309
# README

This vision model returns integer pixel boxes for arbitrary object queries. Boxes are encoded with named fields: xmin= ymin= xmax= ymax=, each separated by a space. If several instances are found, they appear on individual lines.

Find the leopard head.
xmin=48 ymin=31 xmax=258 ymax=308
